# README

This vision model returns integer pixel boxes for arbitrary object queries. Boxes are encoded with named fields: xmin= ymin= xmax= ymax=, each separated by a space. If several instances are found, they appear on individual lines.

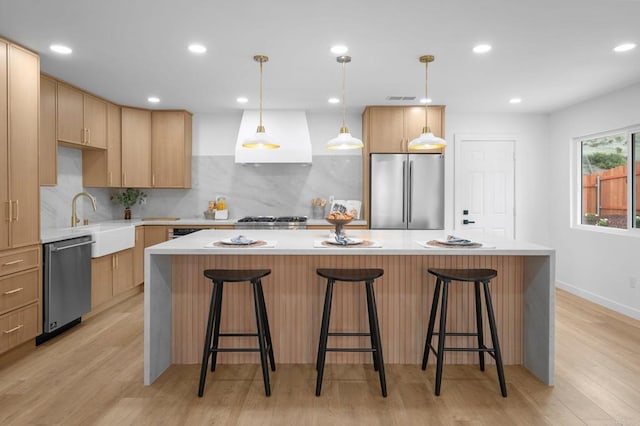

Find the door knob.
xmin=463 ymin=219 xmax=475 ymax=225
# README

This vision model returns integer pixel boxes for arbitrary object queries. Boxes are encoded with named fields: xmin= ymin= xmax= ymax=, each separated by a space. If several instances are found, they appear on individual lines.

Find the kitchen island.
xmin=144 ymin=229 xmax=555 ymax=386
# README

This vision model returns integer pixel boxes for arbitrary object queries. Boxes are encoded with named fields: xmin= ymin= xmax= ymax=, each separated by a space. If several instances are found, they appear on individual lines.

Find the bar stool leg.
xmin=422 ymin=278 xmax=442 ymax=370
xmin=315 ymin=279 xmax=334 ymax=396
xmin=482 ymin=281 xmax=507 ymax=397
xmin=210 ymin=281 xmax=224 ymax=372
xmin=365 ymin=281 xmax=379 ymax=372
xmin=252 ymin=280 xmax=271 ymax=396
xmin=257 ymin=280 xmax=276 ymax=372
xmin=474 ymin=281 xmax=486 ymax=371
xmin=366 ymin=280 xmax=387 ymax=397
xmin=434 ymin=280 xmax=449 ymax=396
xmin=316 ymin=278 xmax=333 ymax=372
xmin=198 ymin=280 xmax=219 ymax=397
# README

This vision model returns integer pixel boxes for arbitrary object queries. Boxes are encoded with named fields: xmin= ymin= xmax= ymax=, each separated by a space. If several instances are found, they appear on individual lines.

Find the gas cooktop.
xmin=237 ymin=216 xmax=308 ymax=223
xmin=235 ymin=216 xmax=308 ymax=229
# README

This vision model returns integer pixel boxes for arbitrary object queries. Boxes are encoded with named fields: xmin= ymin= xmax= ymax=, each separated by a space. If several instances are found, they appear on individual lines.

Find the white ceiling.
xmin=1 ymin=0 xmax=639 ymax=114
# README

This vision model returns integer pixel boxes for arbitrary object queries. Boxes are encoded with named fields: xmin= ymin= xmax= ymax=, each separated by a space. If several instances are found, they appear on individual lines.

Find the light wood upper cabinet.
xmin=57 ymin=82 xmax=107 ymax=149
xmin=39 ymin=74 xmax=57 ymax=186
xmin=0 ymin=41 xmax=40 ymax=250
xmin=365 ymin=105 xmax=445 ymax=153
xmin=121 ymin=107 xmax=151 ymax=187
xmin=151 ymin=110 xmax=192 ymax=188
xmin=83 ymin=102 xmax=121 ymax=187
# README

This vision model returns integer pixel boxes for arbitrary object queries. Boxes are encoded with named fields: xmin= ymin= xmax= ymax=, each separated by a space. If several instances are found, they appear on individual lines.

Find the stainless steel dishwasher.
xmin=38 ymin=235 xmax=93 ymax=343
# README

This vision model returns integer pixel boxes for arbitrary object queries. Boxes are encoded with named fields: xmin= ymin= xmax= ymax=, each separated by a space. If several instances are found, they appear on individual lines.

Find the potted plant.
xmin=584 ymin=212 xmax=598 ymax=225
xmin=111 ymin=188 xmax=147 ymax=219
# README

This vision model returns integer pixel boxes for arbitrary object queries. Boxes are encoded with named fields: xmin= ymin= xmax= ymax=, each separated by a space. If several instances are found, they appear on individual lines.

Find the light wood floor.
xmin=1 ymin=289 xmax=639 ymax=425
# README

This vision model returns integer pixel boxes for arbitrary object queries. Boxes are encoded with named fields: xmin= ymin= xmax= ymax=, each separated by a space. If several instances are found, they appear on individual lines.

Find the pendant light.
xmin=408 ymin=55 xmax=446 ymax=150
xmin=327 ymin=55 xmax=363 ymax=150
xmin=243 ymin=55 xmax=279 ymax=149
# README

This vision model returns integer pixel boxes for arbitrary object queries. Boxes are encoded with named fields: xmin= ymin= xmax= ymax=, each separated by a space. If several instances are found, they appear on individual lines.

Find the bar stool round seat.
xmin=198 ymin=268 xmax=275 ymax=397
xmin=315 ymin=268 xmax=387 ymax=397
xmin=422 ymin=267 xmax=507 ymax=397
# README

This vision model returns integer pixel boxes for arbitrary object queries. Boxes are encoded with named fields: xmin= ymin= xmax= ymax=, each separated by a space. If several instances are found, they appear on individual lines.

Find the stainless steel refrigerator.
xmin=370 ymin=153 xmax=444 ymax=229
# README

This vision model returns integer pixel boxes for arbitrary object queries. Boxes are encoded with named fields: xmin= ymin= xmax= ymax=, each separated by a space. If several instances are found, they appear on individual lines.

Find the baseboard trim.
xmin=556 ymin=280 xmax=640 ymax=320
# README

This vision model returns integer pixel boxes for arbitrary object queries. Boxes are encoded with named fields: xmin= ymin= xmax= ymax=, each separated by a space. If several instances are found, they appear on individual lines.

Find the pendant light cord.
xmin=423 ymin=59 xmax=429 ymax=130
xmin=341 ymin=59 xmax=347 ymax=128
xmin=259 ymin=58 xmax=264 ymax=128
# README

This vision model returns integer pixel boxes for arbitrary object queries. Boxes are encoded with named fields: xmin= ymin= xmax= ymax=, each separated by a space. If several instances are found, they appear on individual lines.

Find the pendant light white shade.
xmin=327 ymin=55 xmax=363 ymax=150
xmin=327 ymin=127 xmax=363 ymax=150
xmin=407 ymin=130 xmax=446 ymax=150
xmin=408 ymin=55 xmax=447 ymax=151
xmin=243 ymin=55 xmax=280 ymax=149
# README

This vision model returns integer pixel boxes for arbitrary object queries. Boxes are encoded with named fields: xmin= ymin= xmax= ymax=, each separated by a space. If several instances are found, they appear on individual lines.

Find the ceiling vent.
xmin=385 ymin=96 xmax=417 ymax=101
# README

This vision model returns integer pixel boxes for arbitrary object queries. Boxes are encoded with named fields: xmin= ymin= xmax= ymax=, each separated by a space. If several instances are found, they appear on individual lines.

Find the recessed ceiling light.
xmin=50 ymin=44 xmax=72 ymax=54
xmin=236 ymin=97 xmax=248 ymax=103
xmin=473 ymin=44 xmax=492 ymax=54
xmin=330 ymin=45 xmax=348 ymax=55
xmin=613 ymin=43 xmax=636 ymax=52
xmin=188 ymin=44 xmax=207 ymax=54
xmin=419 ymin=98 xmax=432 ymax=104
xmin=328 ymin=97 xmax=340 ymax=104
xmin=147 ymin=96 xmax=160 ymax=103
xmin=509 ymin=98 xmax=522 ymax=104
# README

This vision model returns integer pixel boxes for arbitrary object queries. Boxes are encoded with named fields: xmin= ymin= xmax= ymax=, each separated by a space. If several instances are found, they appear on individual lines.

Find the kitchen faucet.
xmin=71 ymin=192 xmax=97 ymax=227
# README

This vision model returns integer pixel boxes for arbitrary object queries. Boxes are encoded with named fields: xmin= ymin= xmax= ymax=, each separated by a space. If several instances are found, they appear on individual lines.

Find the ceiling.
xmin=1 ymin=0 xmax=639 ymax=114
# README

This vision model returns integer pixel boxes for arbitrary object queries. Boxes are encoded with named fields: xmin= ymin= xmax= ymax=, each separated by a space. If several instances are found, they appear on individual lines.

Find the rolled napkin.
xmin=231 ymin=235 xmax=254 ymax=244
xmin=446 ymin=234 xmax=472 ymax=244
xmin=334 ymin=234 xmax=349 ymax=245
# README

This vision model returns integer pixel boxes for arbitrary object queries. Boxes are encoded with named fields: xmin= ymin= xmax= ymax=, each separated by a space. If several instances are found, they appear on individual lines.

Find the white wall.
xmin=445 ymin=112 xmax=550 ymax=243
xmin=549 ymin=82 xmax=640 ymax=319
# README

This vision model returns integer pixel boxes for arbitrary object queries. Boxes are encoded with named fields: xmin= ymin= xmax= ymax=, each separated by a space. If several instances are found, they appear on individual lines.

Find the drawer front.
xmin=0 ymin=246 xmax=40 ymax=277
xmin=0 ymin=303 xmax=38 ymax=354
xmin=0 ymin=269 xmax=40 ymax=315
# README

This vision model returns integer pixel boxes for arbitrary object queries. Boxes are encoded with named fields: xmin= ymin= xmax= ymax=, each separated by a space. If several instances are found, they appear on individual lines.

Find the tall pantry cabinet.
xmin=0 ymin=38 xmax=42 ymax=355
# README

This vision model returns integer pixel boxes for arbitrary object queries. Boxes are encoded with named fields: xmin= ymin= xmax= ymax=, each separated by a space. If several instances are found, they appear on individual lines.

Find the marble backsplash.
xmin=41 ymin=147 xmax=363 ymax=229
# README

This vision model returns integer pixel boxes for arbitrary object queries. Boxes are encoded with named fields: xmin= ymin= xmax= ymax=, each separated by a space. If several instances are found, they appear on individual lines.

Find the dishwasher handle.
xmin=50 ymin=240 xmax=95 ymax=252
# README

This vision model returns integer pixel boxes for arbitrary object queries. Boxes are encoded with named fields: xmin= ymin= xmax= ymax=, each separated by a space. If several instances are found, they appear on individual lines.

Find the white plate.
xmin=435 ymin=239 xmax=477 ymax=247
xmin=220 ymin=237 xmax=257 ymax=245
xmin=324 ymin=238 xmax=364 ymax=246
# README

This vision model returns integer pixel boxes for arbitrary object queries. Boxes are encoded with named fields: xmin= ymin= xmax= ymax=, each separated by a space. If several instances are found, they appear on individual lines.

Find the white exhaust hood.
xmin=235 ymin=110 xmax=312 ymax=163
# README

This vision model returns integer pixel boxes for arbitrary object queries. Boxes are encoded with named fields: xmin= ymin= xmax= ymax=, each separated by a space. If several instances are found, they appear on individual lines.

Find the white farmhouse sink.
xmin=73 ymin=224 xmax=135 ymax=258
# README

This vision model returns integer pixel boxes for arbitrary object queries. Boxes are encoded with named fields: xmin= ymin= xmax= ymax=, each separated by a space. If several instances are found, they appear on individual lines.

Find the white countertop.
xmin=145 ymin=229 xmax=554 ymax=256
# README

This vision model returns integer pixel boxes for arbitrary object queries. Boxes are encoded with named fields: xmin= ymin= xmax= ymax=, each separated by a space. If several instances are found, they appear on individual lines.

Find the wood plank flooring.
xmin=1 ymin=289 xmax=639 ymax=425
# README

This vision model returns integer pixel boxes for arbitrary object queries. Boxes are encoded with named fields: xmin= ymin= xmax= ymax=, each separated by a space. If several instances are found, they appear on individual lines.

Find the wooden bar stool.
xmin=315 ymin=268 xmax=387 ymax=397
xmin=198 ymin=269 xmax=275 ymax=397
xmin=422 ymin=268 xmax=507 ymax=397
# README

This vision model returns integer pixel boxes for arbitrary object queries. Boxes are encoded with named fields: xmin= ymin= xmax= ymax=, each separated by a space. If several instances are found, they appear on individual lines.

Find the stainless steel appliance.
xmin=39 ymin=235 xmax=93 ymax=343
xmin=168 ymin=228 xmax=204 ymax=239
xmin=370 ymin=153 xmax=444 ymax=229
xmin=235 ymin=216 xmax=308 ymax=230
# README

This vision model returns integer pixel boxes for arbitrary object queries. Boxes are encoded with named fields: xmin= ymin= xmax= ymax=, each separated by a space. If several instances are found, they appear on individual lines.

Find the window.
xmin=577 ymin=128 xmax=639 ymax=231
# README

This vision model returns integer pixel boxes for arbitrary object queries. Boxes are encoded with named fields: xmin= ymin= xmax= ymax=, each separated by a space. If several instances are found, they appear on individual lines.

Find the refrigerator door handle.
xmin=408 ymin=160 xmax=413 ymax=223
xmin=402 ymin=160 xmax=407 ymax=223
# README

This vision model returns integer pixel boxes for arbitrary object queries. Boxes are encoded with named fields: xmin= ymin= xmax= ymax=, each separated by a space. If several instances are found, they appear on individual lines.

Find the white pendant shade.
xmin=327 ymin=129 xmax=363 ymax=150
xmin=242 ymin=126 xmax=279 ymax=149
xmin=408 ymin=131 xmax=447 ymax=150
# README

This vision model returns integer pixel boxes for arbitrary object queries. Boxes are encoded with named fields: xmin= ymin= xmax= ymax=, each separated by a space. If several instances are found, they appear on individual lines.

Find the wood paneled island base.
xmin=172 ymin=254 xmax=524 ymax=366
xmin=145 ymin=229 xmax=554 ymax=386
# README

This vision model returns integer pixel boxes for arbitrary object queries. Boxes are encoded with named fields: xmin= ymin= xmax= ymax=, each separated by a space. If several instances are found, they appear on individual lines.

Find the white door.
xmin=455 ymin=136 xmax=515 ymax=238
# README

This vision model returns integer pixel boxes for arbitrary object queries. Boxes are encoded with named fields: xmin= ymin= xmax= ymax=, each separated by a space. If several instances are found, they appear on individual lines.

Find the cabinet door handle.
xmin=5 ymin=201 xmax=11 ymax=223
xmin=3 ymin=324 xmax=23 ymax=334
xmin=87 ymin=128 xmax=91 ymax=144
xmin=2 ymin=259 xmax=24 ymax=266
xmin=12 ymin=200 xmax=18 ymax=221
xmin=3 ymin=287 xmax=23 ymax=295
xmin=152 ymin=175 xmax=155 ymax=186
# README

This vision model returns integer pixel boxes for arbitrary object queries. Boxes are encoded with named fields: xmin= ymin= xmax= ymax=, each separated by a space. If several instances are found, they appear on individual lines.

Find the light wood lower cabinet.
xmin=144 ymin=225 xmax=167 ymax=247
xmin=0 ymin=244 xmax=41 ymax=355
xmin=133 ymin=226 xmax=144 ymax=286
xmin=91 ymin=249 xmax=133 ymax=309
